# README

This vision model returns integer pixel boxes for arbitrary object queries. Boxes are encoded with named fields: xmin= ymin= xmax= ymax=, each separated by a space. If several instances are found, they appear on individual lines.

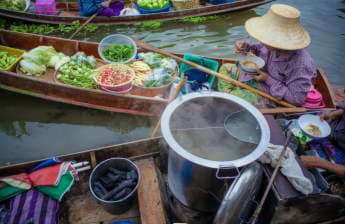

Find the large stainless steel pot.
xmin=161 ymin=92 xmax=270 ymax=212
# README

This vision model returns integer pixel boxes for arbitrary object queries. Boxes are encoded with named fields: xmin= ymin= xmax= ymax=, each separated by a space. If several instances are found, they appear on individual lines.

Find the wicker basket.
xmin=172 ymin=0 xmax=199 ymax=10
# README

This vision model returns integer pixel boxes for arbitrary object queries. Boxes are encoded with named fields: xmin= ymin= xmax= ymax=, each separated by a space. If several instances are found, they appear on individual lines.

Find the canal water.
xmin=0 ymin=0 xmax=344 ymax=166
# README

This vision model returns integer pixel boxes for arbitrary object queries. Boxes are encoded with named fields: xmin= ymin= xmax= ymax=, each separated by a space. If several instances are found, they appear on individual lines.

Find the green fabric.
xmin=0 ymin=185 xmax=25 ymax=202
xmin=217 ymin=63 xmax=262 ymax=105
xmin=36 ymin=171 xmax=74 ymax=201
xmin=179 ymin=53 xmax=219 ymax=87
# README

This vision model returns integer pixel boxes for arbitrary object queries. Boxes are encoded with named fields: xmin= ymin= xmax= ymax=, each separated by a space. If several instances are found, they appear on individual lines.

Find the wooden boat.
xmin=1 ymin=117 xmax=345 ymax=224
xmin=0 ymin=30 xmax=337 ymax=117
xmin=0 ymin=0 xmax=271 ymax=25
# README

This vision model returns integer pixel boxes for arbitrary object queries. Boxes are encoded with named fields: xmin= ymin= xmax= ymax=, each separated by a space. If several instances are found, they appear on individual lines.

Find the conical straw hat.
xmin=245 ymin=4 xmax=311 ymax=50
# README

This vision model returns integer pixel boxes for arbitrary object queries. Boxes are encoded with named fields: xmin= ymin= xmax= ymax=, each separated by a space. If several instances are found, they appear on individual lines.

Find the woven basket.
xmin=172 ymin=0 xmax=199 ymax=10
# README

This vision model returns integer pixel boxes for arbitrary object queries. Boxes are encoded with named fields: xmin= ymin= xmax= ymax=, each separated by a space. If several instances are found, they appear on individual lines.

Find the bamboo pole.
xmin=135 ymin=40 xmax=295 ymax=108
xmin=69 ymin=13 xmax=98 ymax=39
xmin=150 ymin=77 xmax=187 ymax=138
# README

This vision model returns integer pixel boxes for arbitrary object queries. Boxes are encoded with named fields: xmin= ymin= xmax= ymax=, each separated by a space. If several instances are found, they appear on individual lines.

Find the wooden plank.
xmin=137 ymin=159 xmax=166 ymax=224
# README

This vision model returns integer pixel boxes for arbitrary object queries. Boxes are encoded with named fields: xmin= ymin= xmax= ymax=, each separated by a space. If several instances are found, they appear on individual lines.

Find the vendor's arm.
xmin=79 ymin=0 xmax=103 ymax=16
xmin=301 ymin=156 xmax=345 ymax=178
xmin=321 ymin=108 xmax=344 ymax=122
xmin=235 ymin=41 xmax=263 ymax=56
xmin=256 ymin=66 xmax=312 ymax=106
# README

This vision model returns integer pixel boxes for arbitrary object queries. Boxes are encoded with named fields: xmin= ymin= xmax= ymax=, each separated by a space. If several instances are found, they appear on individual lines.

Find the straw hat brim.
xmin=245 ymin=17 xmax=311 ymax=50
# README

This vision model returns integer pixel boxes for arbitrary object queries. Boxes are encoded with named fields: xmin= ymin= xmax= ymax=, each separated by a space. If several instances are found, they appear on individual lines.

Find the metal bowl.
xmin=239 ymin=56 xmax=265 ymax=74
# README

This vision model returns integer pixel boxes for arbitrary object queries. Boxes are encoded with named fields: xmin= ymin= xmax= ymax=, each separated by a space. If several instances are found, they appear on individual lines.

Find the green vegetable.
xmin=23 ymin=46 xmax=58 ymax=65
xmin=0 ymin=51 xmax=17 ymax=70
xmin=0 ymin=0 xmax=26 ymax=11
xmin=103 ymin=44 xmax=135 ymax=62
xmin=57 ymin=52 xmax=97 ymax=89
xmin=144 ymin=75 xmax=172 ymax=88
xmin=19 ymin=59 xmax=46 ymax=76
xmin=138 ymin=0 xmax=169 ymax=10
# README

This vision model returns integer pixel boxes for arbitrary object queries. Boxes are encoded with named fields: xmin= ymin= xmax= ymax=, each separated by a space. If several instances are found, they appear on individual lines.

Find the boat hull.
xmin=0 ymin=30 xmax=336 ymax=117
xmin=0 ymin=0 xmax=271 ymax=25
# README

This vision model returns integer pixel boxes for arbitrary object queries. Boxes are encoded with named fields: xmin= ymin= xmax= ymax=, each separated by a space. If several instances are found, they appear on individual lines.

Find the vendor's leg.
xmin=335 ymin=131 xmax=345 ymax=151
xmin=109 ymin=0 xmax=125 ymax=16
xmin=99 ymin=7 xmax=116 ymax=16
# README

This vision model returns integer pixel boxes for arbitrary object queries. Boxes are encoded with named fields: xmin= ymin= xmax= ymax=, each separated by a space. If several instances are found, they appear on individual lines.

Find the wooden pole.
xmin=249 ymin=132 xmax=292 ymax=224
xmin=150 ymin=77 xmax=187 ymax=138
xmin=135 ymin=40 xmax=295 ymax=108
xmin=69 ymin=13 xmax=98 ymax=39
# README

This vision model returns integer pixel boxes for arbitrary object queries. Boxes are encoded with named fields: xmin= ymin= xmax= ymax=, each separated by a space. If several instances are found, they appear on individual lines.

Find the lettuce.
xmin=23 ymin=46 xmax=58 ymax=65
xmin=19 ymin=59 xmax=46 ymax=76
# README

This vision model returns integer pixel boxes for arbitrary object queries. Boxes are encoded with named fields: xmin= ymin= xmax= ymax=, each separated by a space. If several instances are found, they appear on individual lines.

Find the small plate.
xmin=238 ymin=56 xmax=265 ymax=74
xmin=298 ymin=114 xmax=331 ymax=139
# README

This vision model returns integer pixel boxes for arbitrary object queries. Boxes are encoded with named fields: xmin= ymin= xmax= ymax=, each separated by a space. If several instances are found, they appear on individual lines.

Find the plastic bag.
xmin=120 ymin=8 xmax=140 ymax=16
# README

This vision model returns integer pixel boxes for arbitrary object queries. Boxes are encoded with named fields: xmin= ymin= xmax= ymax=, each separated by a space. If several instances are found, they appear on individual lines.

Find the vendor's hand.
xmin=300 ymin=156 xmax=328 ymax=169
xmin=101 ymin=0 xmax=111 ymax=8
xmin=235 ymin=40 xmax=248 ymax=54
xmin=253 ymin=69 xmax=268 ymax=82
xmin=320 ymin=112 xmax=333 ymax=122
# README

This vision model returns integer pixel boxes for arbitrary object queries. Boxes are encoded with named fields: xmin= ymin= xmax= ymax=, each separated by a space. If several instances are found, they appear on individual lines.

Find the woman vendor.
xmin=301 ymin=103 xmax=345 ymax=175
xmin=79 ymin=0 xmax=124 ymax=17
xmin=235 ymin=4 xmax=317 ymax=106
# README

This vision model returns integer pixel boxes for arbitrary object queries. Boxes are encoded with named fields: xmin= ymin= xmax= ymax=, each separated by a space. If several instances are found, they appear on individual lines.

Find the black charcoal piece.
xmin=113 ymin=188 xmax=128 ymax=200
xmin=94 ymin=181 xmax=108 ymax=194
xmin=126 ymin=170 xmax=138 ymax=180
xmin=94 ymin=185 xmax=105 ymax=198
xmin=102 ymin=180 xmax=136 ymax=200
xmin=106 ymin=172 xmax=123 ymax=182
xmin=99 ymin=176 xmax=112 ymax=186
xmin=108 ymin=167 xmax=126 ymax=176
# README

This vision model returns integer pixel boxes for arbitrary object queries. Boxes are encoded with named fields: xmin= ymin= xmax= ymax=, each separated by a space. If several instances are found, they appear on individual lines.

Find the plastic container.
xmin=179 ymin=53 xmax=219 ymax=93
xmin=94 ymin=64 xmax=135 ymax=94
xmin=172 ymin=0 xmax=199 ymax=10
xmin=303 ymin=88 xmax=325 ymax=109
xmin=0 ymin=45 xmax=25 ymax=72
xmin=134 ymin=3 xmax=171 ymax=14
xmin=98 ymin=34 xmax=137 ymax=64
xmin=89 ymin=158 xmax=140 ymax=214
xmin=35 ymin=0 xmax=57 ymax=15
xmin=207 ymin=0 xmax=235 ymax=4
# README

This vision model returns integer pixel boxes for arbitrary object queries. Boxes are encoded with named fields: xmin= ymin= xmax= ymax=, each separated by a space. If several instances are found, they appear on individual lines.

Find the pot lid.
xmin=161 ymin=92 xmax=270 ymax=169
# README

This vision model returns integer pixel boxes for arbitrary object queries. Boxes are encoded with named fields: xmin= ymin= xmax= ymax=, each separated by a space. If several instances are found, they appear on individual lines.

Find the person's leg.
xmin=108 ymin=0 xmax=125 ymax=16
xmin=98 ymin=7 xmax=115 ymax=16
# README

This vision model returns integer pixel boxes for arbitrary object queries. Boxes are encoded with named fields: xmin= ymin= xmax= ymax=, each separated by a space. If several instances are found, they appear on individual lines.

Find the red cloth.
xmin=29 ymin=163 xmax=65 ymax=187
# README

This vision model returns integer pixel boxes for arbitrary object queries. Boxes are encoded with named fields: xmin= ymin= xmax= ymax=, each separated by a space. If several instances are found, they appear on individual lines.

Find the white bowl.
xmin=298 ymin=114 xmax=331 ymax=139
xmin=239 ymin=56 xmax=265 ymax=74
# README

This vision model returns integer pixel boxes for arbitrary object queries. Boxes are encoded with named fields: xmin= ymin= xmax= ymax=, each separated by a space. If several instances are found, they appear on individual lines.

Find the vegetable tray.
xmin=0 ymin=45 xmax=25 ymax=72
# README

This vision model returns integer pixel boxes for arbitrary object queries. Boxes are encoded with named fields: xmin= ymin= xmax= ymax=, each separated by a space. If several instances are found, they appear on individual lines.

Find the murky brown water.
xmin=0 ymin=0 xmax=344 ymax=166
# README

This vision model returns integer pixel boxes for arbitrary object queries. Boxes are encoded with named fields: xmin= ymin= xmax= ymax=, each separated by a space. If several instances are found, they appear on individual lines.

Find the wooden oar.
xmin=69 ymin=13 xmax=98 ymax=39
xmin=249 ymin=132 xmax=292 ymax=224
xmin=150 ymin=77 xmax=187 ymax=138
xmin=135 ymin=40 xmax=295 ymax=108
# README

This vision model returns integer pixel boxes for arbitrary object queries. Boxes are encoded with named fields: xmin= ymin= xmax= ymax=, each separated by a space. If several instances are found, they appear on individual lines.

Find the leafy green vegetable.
xmin=135 ymin=21 xmax=161 ymax=29
xmin=0 ymin=0 xmax=26 ymax=11
xmin=103 ymin=44 xmax=135 ymax=62
xmin=23 ymin=46 xmax=58 ymax=65
xmin=144 ymin=75 xmax=172 ymax=88
xmin=19 ymin=60 xmax=46 ymax=76
xmin=57 ymin=52 xmax=97 ymax=89
xmin=178 ymin=15 xmax=221 ymax=24
xmin=0 ymin=51 xmax=17 ymax=70
xmin=0 ymin=18 xmax=98 ymax=35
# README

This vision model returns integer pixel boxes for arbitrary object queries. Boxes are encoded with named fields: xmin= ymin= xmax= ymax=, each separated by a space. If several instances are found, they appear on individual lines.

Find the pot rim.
xmin=161 ymin=92 xmax=270 ymax=169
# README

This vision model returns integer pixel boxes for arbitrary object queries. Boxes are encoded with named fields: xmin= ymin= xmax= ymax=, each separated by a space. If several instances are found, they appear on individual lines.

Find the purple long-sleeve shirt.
xmin=332 ymin=103 xmax=345 ymax=150
xmin=244 ymin=43 xmax=317 ymax=106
